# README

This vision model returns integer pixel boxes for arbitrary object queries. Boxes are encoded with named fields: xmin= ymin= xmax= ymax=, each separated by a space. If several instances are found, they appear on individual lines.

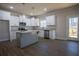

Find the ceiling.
xmin=0 ymin=3 xmax=77 ymax=16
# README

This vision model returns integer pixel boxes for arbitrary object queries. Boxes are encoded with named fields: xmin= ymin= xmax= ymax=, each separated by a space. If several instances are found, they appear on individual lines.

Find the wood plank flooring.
xmin=0 ymin=39 xmax=79 ymax=56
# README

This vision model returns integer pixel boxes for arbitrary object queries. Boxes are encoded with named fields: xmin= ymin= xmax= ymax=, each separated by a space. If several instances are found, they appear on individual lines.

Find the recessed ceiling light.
xmin=10 ymin=6 xmax=14 ymax=9
xmin=43 ymin=8 xmax=47 ymax=11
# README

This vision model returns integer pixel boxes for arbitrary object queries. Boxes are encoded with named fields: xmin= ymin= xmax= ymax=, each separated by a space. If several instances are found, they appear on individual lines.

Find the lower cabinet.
xmin=10 ymin=26 xmax=18 ymax=41
xmin=49 ymin=30 xmax=56 ymax=39
xmin=38 ymin=30 xmax=44 ymax=38
xmin=10 ymin=31 xmax=16 ymax=41
xmin=38 ymin=30 xmax=56 ymax=40
xmin=16 ymin=32 xmax=38 ymax=48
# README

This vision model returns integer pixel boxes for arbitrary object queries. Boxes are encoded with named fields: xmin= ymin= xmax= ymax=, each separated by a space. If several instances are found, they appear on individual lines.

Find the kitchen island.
xmin=16 ymin=30 xmax=38 ymax=48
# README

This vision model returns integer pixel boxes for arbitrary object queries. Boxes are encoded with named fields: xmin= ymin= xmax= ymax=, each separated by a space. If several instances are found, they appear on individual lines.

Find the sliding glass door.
xmin=67 ymin=17 xmax=78 ymax=40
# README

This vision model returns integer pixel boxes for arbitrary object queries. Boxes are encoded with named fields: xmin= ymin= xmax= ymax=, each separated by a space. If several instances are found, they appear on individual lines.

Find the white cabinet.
xmin=10 ymin=30 xmax=16 ymax=41
xmin=38 ymin=30 xmax=56 ymax=39
xmin=26 ymin=19 xmax=31 ymax=26
xmin=35 ymin=18 xmax=40 ymax=26
xmin=0 ymin=10 xmax=10 ymax=20
xmin=30 ymin=18 xmax=35 ymax=26
xmin=16 ymin=32 xmax=38 ymax=48
xmin=49 ymin=30 xmax=56 ymax=39
xmin=46 ymin=15 xmax=55 ymax=25
xmin=38 ymin=30 xmax=44 ymax=37
xmin=0 ymin=10 xmax=19 ymax=26
xmin=17 ymin=16 xmax=40 ymax=26
xmin=10 ymin=26 xmax=18 ymax=41
xmin=9 ymin=16 xmax=19 ymax=26
xmin=30 ymin=17 xmax=39 ymax=26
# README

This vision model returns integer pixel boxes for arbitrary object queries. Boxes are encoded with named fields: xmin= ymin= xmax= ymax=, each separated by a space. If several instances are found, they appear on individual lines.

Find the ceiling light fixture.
xmin=29 ymin=7 xmax=35 ymax=16
xmin=43 ymin=8 xmax=47 ymax=11
xmin=30 ymin=13 xmax=33 ymax=15
xmin=10 ymin=6 xmax=14 ymax=9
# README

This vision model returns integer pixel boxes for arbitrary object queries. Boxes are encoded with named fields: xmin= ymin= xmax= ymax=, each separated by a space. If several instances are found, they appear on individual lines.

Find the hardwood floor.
xmin=0 ymin=39 xmax=79 ymax=56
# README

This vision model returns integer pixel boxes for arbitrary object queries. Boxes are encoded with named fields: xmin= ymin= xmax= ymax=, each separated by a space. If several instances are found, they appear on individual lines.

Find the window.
xmin=28 ymin=17 xmax=40 ymax=26
xmin=40 ymin=20 xmax=47 ymax=27
xmin=69 ymin=17 xmax=78 ymax=38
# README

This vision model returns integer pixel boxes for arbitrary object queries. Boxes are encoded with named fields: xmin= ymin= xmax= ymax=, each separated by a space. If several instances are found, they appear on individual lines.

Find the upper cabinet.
xmin=46 ymin=15 xmax=56 ymax=25
xmin=9 ymin=16 xmax=19 ymax=26
xmin=25 ymin=17 xmax=40 ymax=26
xmin=0 ymin=10 xmax=11 ymax=20
xmin=19 ymin=16 xmax=40 ymax=26
xmin=0 ymin=10 xmax=19 ymax=26
xmin=30 ymin=17 xmax=39 ymax=26
xmin=0 ymin=10 xmax=56 ymax=27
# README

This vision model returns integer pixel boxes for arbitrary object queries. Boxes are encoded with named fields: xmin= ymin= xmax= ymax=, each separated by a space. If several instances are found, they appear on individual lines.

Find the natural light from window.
xmin=40 ymin=20 xmax=47 ymax=27
xmin=69 ymin=17 xmax=78 ymax=38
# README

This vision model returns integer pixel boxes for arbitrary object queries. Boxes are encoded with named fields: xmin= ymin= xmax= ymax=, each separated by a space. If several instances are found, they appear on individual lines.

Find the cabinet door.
xmin=50 ymin=30 xmax=56 ymax=39
xmin=46 ymin=15 xmax=55 ymax=25
xmin=38 ymin=30 xmax=44 ymax=37
xmin=0 ymin=10 xmax=10 ymax=20
xmin=10 ymin=26 xmax=18 ymax=40
xmin=10 ymin=16 xmax=19 ymax=26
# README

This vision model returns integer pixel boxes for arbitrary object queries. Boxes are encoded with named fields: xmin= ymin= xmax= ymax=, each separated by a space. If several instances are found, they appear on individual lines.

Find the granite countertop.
xmin=16 ymin=30 xmax=38 ymax=34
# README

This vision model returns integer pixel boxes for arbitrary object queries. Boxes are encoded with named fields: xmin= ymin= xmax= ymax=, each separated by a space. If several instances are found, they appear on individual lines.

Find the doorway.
xmin=67 ymin=17 xmax=78 ymax=41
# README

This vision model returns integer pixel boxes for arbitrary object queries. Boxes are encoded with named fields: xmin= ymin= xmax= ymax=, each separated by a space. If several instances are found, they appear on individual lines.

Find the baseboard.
xmin=38 ymin=37 xmax=44 ymax=39
xmin=55 ymin=39 xmax=79 ymax=42
xmin=0 ymin=40 xmax=10 ymax=43
xmin=55 ymin=38 xmax=66 ymax=40
xmin=55 ymin=39 xmax=63 ymax=40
